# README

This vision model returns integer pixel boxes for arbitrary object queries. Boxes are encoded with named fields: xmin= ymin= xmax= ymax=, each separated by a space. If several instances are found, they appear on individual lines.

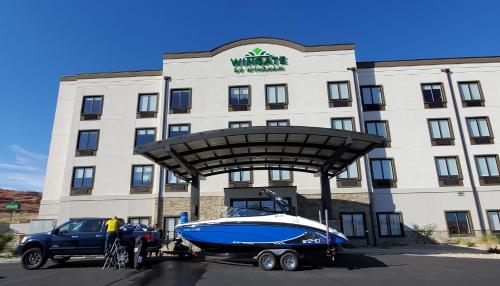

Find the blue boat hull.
xmin=176 ymin=222 xmax=347 ymax=254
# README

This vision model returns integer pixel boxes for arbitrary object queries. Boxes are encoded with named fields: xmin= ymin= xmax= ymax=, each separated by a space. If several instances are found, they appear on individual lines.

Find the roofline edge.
xmin=163 ymin=37 xmax=355 ymax=60
xmin=60 ymin=70 xmax=163 ymax=82
xmin=357 ymin=56 xmax=500 ymax=68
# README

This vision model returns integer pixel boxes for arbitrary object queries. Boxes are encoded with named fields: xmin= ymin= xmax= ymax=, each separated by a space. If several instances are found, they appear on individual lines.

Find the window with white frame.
xmin=132 ymin=165 xmax=153 ymax=186
xmin=331 ymin=118 xmax=353 ymax=131
xmin=445 ymin=211 xmax=472 ymax=236
xmin=371 ymin=159 xmax=394 ymax=180
xmin=341 ymin=213 xmax=366 ymax=238
xmin=267 ymin=120 xmax=289 ymax=127
xmin=475 ymin=156 xmax=499 ymax=177
xmin=269 ymin=169 xmax=291 ymax=181
xmin=72 ymin=167 xmax=94 ymax=189
xmin=378 ymin=212 xmax=403 ymax=237
xmin=167 ymin=170 xmax=186 ymax=184
xmin=487 ymin=210 xmax=500 ymax=232
xmin=328 ymin=82 xmax=350 ymax=101
xmin=229 ymin=86 xmax=250 ymax=106
xmin=337 ymin=161 xmax=359 ymax=180
xmin=361 ymin=86 xmax=383 ymax=105
xmin=466 ymin=117 xmax=491 ymax=138
xmin=422 ymin=83 xmax=445 ymax=103
xmin=435 ymin=157 xmax=460 ymax=178
xmin=229 ymin=121 xmax=251 ymax=128
xmin=428 ymin=119 xmax=453 ymax=139
xmin=458 ymin=82 xmax=482 ymax=101
xmin=229 ymin=170 xmax=251 ymax=182
xmin=266 ymin=85 xmax=287 ymax=104
xmin=138 ymin=94 xmax=157 ymax=113
xmin=366 ymin=121 xmax=389 ymax=139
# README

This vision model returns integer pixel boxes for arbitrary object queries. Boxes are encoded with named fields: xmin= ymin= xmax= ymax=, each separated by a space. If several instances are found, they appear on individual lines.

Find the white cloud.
xmin=0 ymin=145 xmax=47 ymax=192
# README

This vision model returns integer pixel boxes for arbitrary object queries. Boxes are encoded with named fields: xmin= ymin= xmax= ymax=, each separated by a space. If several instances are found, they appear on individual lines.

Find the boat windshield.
xmin=222 ymin=207 xmax=277 ymax=218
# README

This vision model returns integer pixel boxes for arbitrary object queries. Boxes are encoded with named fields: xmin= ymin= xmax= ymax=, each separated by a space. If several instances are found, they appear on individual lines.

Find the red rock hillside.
xmin=0 ymin=189 xmax=42 ymax=222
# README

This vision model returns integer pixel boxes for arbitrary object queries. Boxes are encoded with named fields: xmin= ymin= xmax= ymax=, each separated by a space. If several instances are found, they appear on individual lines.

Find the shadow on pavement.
xmin=44 ymin=256 xmax=174 ymax=270
xmin=204 ymin=253 xmax=389 ymax=271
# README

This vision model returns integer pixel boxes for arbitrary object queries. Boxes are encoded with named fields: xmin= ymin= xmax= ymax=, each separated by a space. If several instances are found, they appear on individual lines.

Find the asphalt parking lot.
xmin=1 ymin=253 xmax=499 ymax=286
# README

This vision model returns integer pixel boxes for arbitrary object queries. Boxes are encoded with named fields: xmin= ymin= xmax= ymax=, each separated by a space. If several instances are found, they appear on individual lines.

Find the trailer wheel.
xmin=258 ymin=252 xmax=276 ymax=271
xmin=280 ymin=252 xmax=299 ymax=271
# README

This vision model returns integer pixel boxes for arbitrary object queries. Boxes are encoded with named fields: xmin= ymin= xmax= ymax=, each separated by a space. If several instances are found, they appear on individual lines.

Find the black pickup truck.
xmin=16 ymin=217 xmax=161 ymax=269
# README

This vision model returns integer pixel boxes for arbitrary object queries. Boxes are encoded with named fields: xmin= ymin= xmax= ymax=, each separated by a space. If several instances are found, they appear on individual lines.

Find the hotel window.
xmin=76 ymin=130 xmax=99 ymax=156
xmin=135 ymin=128 xmax=156 ymax=147
xmin=137 ymin=93 xmax=158 ymax=118
xmin=466 ymin=117 xmax=493 ymax=144
xmin=361 ymin=85 xmax=384 ymax=111
xmin=166 ymin=125 xmax=189 ymax=191
xmin=71 ymin=167 xmax=94 ymax=195
xmin=169 ymin=124 xmax=190 ymax=138
xmin=131 ymin=165 xmax=153 ymax=193
xmin=475 ymin=155 xmax=500 ymax=185
xmin=167 ymin=171 xmax=186 ymax=184
xmin=81 ymin=96 xmax=103 ymax=120
xmin=340 ymin=213 xmax=366 ymax=238
xmin=370 ymin=159 xmax=396 ymax=188
xmin=445 ymin=211 xmax=472 ymax=236
xmin=366 ymin=121 xmax=391 ymax=147
xmin=164 ymin=217 xmax=181 ymax=240
xmin=458 ymin=81 xmax=484 ymax=106
xmin=421 ymin=83 xmax=446 ymax=108
xmin=265 ymin=84 xmax=288 ymax=109
xmin=331 ymin=118 xmax=354 ymax=131
xmin=328 ymin=81 xmax=351 ymax=107
xmin=435 ymin=157 xmax=463 ymax=186
xmin=229 ymin=170 xmax=252 ymax=187
xmin=428 ymin=119 xmax=454 ymax=145
xmin=337 ymin=161 xmax=361 ymax=188
xmin=170 ymin=89 xmax=191 ymax=113
xmin=487 ymin=210 xmax=500 ymax=233
xmin=229 ymin=86 xmax=250 ymax=111
xmin=128 ymin=217 xmax=150 ymax=226
xmin=231 ymin=198 xmax=291 ymax=213
xmin=267 ymin=120 xmax=289 ymax=127
xmin=269 ymin=169 xmax=293 ymax=186
xmin=229 ymin=121 xmax=251 ymax=128
xmin=377 ymin=212 xmax=404 ymax=237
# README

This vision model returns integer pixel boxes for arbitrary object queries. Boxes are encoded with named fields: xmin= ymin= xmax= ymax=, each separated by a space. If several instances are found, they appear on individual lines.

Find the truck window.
xmin=82 ymin=220 xmax=104 ymax=232
xmin=59 ymin=220 xmax=85 ymax=233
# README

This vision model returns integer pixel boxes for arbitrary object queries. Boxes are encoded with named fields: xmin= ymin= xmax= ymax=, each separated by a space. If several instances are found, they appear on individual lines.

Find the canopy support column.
xmin=320 ymin=172 xmax=333 ymax=219
xmin=190 ymin=174 xmax=200 ymax=221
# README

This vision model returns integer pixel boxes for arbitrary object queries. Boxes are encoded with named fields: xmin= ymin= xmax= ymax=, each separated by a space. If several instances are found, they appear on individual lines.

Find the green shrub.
xmin=0 ymin=233 xmax=15 ymax=252
xmin=412 ymin=223 xmax=437 ymax=244
xmin=467 ymin=241 xmax=476 ymax=247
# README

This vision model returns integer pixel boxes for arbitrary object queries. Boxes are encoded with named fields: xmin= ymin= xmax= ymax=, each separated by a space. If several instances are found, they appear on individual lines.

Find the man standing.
xmin=105 ymin=216 xmax=120 ymax=255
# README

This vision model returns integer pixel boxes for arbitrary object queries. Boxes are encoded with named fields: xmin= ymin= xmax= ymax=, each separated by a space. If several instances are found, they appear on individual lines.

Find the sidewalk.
xmin=342 ymin=244 xmax=500 ymax=259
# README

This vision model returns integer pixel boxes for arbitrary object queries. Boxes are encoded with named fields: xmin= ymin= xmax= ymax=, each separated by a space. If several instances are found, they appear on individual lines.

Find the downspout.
xmin=348 ymin=67 xmax=377 ymax=246
xmin=157 ymin=76 xmax=171 ymax=227
xmin=441 ymin=68 xmax=486 ymax=235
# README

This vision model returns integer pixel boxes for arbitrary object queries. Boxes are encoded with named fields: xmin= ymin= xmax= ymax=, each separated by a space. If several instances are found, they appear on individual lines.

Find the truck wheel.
xmin=50 ymin=256 xmax=71 ymax=264
xmin=258 ymin=252 xmax=276 ymax=271
xmin=21 ymin=248 xmax=47 ymax=270
xmin=280 ymin=252 xmax=299 ymax=271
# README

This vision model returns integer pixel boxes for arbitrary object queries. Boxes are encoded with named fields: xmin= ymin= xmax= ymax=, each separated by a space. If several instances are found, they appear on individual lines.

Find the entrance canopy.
xmin=135 ymin=126 xmax=384 ymax=181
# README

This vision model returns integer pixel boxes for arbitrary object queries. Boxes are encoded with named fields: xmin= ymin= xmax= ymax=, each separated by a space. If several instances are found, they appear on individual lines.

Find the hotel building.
xmin=38 ymin=38 xmax=500 ymax=245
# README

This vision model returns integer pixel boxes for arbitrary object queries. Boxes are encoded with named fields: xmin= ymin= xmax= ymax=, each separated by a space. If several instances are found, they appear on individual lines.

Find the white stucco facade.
xmin=39 ymin=38 xmax=500 ymax=244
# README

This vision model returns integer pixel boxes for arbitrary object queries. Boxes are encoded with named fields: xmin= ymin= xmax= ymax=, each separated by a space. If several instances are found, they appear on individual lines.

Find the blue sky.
xmin=0 ymin=0 xmax=499 ymax=192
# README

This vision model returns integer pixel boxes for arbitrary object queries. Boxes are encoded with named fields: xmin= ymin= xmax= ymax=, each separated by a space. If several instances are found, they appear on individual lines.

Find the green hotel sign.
xmin=5 ymin=201 xmax=20 ymax=211
xmin=231 ymin=48 xmax=288 ymax=73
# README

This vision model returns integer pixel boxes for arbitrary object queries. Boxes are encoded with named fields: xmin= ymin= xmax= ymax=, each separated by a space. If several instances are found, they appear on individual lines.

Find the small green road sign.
xmin=5 ymin=201 xmax=20 ymax=210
